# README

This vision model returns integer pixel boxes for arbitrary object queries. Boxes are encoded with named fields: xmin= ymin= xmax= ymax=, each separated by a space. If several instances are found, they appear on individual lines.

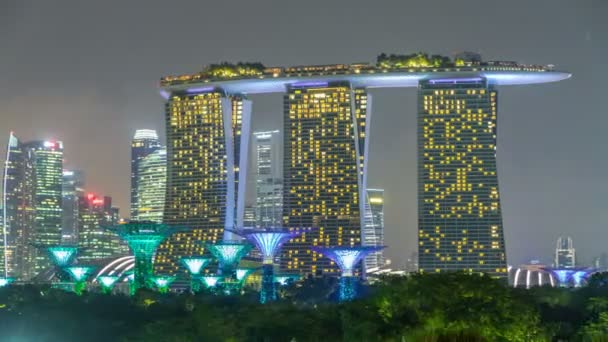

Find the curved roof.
xmin=160 ymin=69 xmax=571 ymax=96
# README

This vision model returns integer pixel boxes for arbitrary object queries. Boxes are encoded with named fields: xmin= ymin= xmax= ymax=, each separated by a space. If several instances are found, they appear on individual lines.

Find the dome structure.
xmin=508 ymin=265 xmax=555 ymax=288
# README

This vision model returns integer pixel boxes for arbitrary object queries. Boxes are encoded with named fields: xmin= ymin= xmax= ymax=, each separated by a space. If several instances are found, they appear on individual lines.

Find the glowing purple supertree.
xmin=232 ymin=228 xmax=304 ymax=303
xmin=543 ymin=267 xmax=596 ymax=288
xmin=312 ymin=246 xmax=385 ymax=301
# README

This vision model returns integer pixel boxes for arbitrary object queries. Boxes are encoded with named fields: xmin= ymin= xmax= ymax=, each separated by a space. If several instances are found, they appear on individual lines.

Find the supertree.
xmin=544 ymin=267 xmax=596 ymax=288
xmin=105 ymin=222 xmax=184 ymax=293
xmin=97 ymin=275 xmax=120 ymax=294
xmin=236 ymin=267 xmax=257 ymax=286
xmin=64 ymin=266 xmax=95 ymax=295
xmin=0 ymin=277 xmax=14 ymax=287
xmin=231 ymin=228 xmax=304 ymax=303
xmin=201 ymin=275 xmax=223 ymax=291
xmin=151 ymin=275 xmax=176 ymax=293
xmin=181 ymin=257 xmax=211 ymax=292
xmin=46 ymin=245 xmax=78 ymax=281
xmin=275 ymin=274 xmax=301 ymax=286
xmin=311 ymin=246 xmax=385 ymax=302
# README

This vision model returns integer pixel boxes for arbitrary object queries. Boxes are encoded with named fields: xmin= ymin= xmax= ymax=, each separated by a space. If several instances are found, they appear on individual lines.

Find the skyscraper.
xmin=281 ymin=83 xmax=370 ymax=276
xmin=363 ymin=189 xmax=385 ymax=270
xmin=417 ymin=78 xmax=507 ymax=277
xmin=555 ymin=236 xmax=575 ymax=268
xmin=78 ymin=193 xmax=126 ymax=262
xmin=1 ymin=133 xmax=34 ymax=280
xmin=157 ymin=89 xmax=252 ymax=274
xmin=131 ymin=129 xmax=161 ymax=218
xmin=23 ymin=140 xmax=64 ymax=276
xmin=62 ymin=170 xmax=85 ymax=244
xmin=135 ymin=148 xmax=166 ymax=223
xmin=253 ymin=130 xmax=282 ymax=228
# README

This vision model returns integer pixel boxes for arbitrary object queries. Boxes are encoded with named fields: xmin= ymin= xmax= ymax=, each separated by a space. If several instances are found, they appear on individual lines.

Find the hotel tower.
xmin=156 ymin=89 xmax=251 ymax=274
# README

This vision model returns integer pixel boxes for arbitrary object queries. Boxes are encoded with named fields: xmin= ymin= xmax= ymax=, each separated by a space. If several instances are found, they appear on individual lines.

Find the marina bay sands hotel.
xmin=154 ymin=53 xmax=570 ymax=277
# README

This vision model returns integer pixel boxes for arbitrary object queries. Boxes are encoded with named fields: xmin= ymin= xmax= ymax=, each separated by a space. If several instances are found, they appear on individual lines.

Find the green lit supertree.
xmin=151 ymin=275 xmax=176 ymax=294
xmin=181 ymin=257 xmax=211 ymax=292
xmin=46 ymin=245 xmax=78 ymax=281
xmin=97 ymin=275 xmax=120 ymax=294
xmin=64 ymin=266 xmax=95 ymax=295
xmin=105 ymin=222 xmax=184 ymax=293
xmin=0 ymin=277 xmax=14 ymax=287
xmin=205 ymin=242 xmax=252 ymax=295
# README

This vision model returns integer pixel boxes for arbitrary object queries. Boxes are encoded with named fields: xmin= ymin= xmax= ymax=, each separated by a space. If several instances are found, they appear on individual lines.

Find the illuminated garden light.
xmin=181 ymin=257 xmax=211 ymax=292
xmin=97 ymin=275 xmax=120 ymax=294
xmin=573 ymin=270 xmax=593 ymax=287
xmin=47 ymin=246 xmax=78 ymax=267
xmin=544 ymin=267 xmax=595 ymax=288
xmin=151 ymin=275 xmax=176 ymax=293
xmin=0 ymin=277 xmax=14 ymax=287
xmin=236 ymin=268 xmax=256 ymax=283
xmin=105 ymin=222 xmax=185 ymax=293
xmin=275 ymin=274 xmax=301 ymax=286
xmin=231 ymin=228 xmax=305 ymax=303
xmin=205 ymin=242 xmax=252 ymax=276
xmin=312 ymin=246 xmax=385 ymax=302
xmin=201 ymin=275 xmax=222 ymax=288
xmin=65 ymin=266 xmax=95 ymax=295
xmin=181 ymin=257 xmax=211 ymax=275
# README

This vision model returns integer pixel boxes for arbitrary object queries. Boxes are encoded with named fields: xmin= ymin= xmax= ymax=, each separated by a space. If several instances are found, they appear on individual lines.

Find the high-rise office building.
xmin=78 ymin=193 xmax=126 ymax=262
xmin=62 ymin=170 xmax=85 ymax=244
xmin=157 ymin=90 xmax=252 ymax=274
xmin=281 ymin=83 xmax=370 ymax=276
xmin=23 ymin=140 xmax=64 ymax=276
xmin=131 ymin=129 xmax=161 ymax=218
xmin=243 ymin=205 xmax=257 ymax=228
xmin=1 ymin=133 xmax=35 ymax=279
xmin=363 ymin=189 xmax=385 ymax=270
xmin=253 ymin=130 xmax=282 ymax=228
xmin=134 ymin=148 xmax=166 ymax=223
xmin=417 ymin=78 xmax=507 ymax=277
xmin=555 ymin=236 xmax=575 ymax=268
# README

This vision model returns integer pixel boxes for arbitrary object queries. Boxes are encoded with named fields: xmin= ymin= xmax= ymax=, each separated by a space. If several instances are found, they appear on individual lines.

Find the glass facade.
xmin=281 ymin=83 xmax=369 ymax=276
xmin=417 ymin=78 xmax=507 ymax=277
xmin=157 ymin=90 xmax=251 ymax=274
xmin=362 ymin=189 xmax=385 ymax=270
xmin=1 ymin=133 xmax=34 ymax=280
xmin=77 ymin=194 xmax=126 ymax=262
xmin=131 ymin=129 xmax=161 ymax=218
xmin=135 ymin=148 xmax=166 ymax=223
xmin=62 ymin=170 xmax=84 ymax=244
xmin=23 ymin=140 xmax=64 ymax=276
xmin=253 ymin=130 xmax=282 ymax=228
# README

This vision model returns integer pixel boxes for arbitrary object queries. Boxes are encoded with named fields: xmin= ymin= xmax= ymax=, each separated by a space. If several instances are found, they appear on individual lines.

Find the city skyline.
xmin=0 ymin=0 xmax=604 ymax=267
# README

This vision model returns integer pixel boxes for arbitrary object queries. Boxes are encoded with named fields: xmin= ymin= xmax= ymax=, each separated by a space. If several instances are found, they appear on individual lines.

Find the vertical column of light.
xmin=232 ymin=97 xmax=253 ymax=235
xmin=281 ymin=83 xmax=361 ymax=277
xmin=417 ymin=78 xmax=506 ymax=277
xmin=158 ymin=89 xmax=227 ymax=274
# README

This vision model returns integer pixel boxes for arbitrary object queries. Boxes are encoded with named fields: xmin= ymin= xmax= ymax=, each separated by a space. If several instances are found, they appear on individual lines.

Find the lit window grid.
xmin=417 ymin=80 xmax=507 ymax=277
xmin=157 ymin=92 xmax=249 ymax=274
xmin=136 ymin=149 xmax=166 ymax=223
xmin=281 ymin=85 xmax=363 ymax=276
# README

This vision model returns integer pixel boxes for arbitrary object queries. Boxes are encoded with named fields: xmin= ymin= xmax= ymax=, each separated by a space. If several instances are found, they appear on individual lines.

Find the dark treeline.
xmin=1 ymin=273 xmax=608 ymax=341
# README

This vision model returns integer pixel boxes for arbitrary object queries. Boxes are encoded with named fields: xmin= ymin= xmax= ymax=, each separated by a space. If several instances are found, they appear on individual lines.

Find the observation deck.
xmin=160 ymin=60 xmax=571 ymax=96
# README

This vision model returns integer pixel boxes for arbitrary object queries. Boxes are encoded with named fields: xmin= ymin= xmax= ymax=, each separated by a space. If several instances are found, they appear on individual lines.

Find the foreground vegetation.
xmin=1 ymin=273 xmax=608 ymax=341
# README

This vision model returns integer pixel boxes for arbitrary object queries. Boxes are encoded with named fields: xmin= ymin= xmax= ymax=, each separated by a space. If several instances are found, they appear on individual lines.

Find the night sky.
xmin=1 ymin=0 xmax=605 ymax=268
